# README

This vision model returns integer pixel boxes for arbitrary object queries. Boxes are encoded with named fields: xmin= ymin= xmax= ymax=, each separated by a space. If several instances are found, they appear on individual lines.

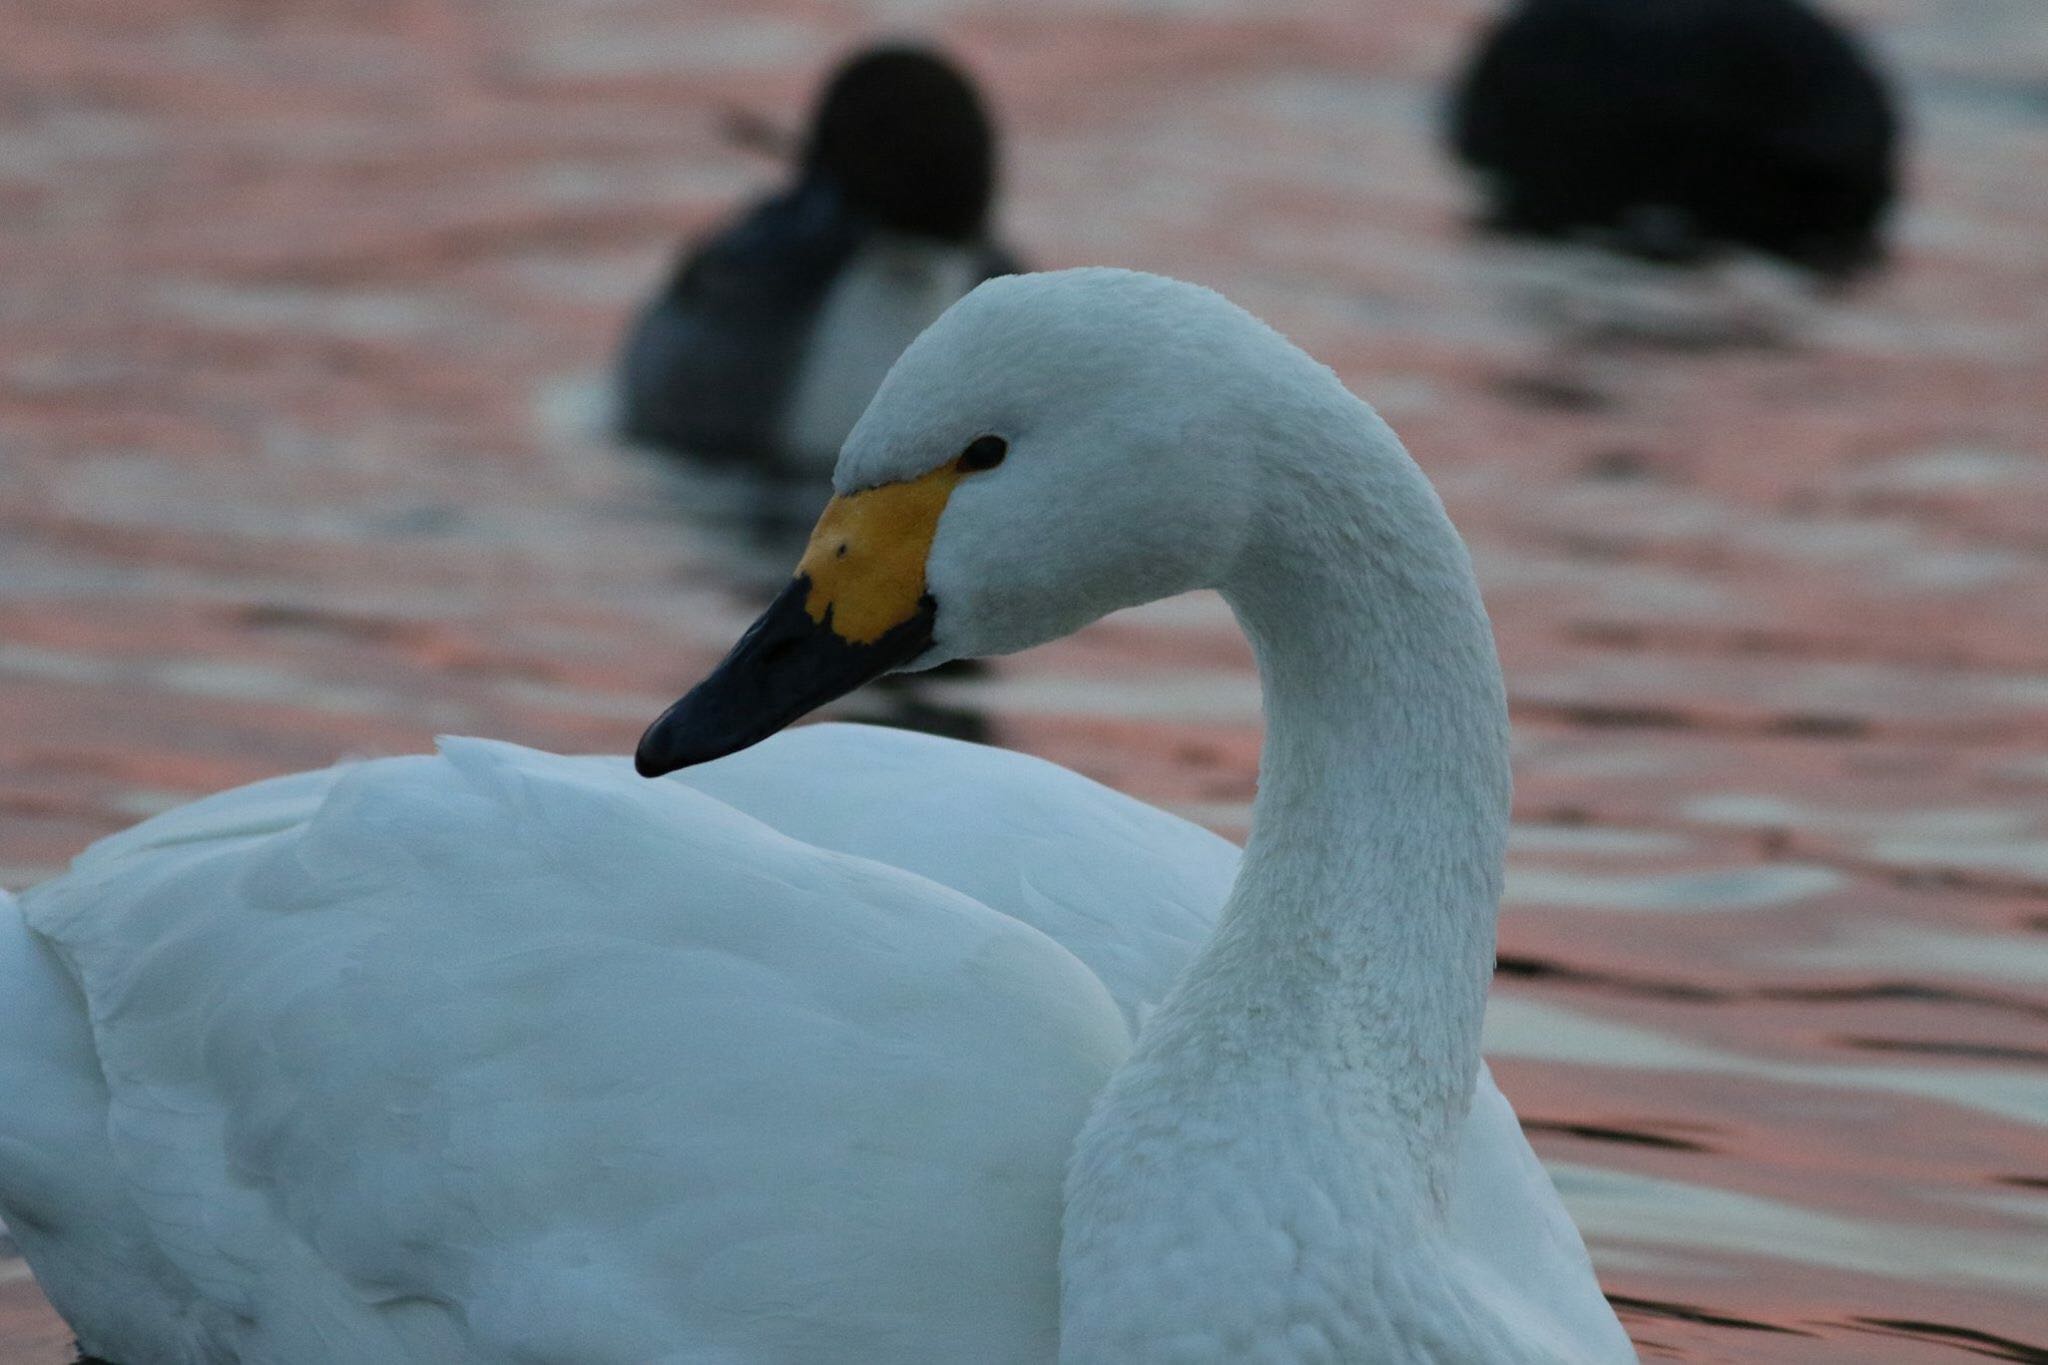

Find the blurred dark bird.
xmin=620 ymin=45 xmax=1023 ymax=476
xmin=1447 ymin=0 xmax=1901 ymax=276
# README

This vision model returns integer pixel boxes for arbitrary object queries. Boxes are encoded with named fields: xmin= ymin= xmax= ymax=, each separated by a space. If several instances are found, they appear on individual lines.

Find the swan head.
xmin=637 ymin=268 xmax=1343 ymax=777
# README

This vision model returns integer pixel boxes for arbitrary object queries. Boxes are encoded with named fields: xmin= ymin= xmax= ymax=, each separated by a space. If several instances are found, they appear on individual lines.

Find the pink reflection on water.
xmin=3 ymin=0 xmax=2047 ymax=1356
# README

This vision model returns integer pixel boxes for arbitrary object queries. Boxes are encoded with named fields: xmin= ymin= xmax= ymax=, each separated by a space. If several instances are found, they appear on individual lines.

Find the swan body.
xmin=4 ymin=730 xmax=1625 ymax=1364
xmin=7 ymin=736 xmax=1129 ymax=1363
xmin=619 ymin=45 xmax=1021 ymax=475
xmin=4 ymin=268 xmax=1636 ymax=1362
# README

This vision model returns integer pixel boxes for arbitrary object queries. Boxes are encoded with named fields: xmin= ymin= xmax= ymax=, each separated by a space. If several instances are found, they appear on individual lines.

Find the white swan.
xmin=0 ymin=268 xmax=1636 ymax=1363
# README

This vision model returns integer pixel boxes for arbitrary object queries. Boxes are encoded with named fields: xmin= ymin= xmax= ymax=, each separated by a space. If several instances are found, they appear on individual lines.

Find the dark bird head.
xmin=801 ymin=45 xmax=1000 ymax=241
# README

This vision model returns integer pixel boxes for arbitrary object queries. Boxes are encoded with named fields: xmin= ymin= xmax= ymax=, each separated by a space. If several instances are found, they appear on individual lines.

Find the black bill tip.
xmin=636 ymin=578 xmax=937 ymax=778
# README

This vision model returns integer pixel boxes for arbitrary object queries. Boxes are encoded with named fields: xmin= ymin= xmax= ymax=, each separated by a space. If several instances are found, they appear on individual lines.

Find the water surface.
xmin=1 ymin=0 xmax=2045 ymax=1357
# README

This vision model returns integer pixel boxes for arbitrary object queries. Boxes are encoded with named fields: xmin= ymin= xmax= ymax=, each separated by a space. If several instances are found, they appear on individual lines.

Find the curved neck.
xmin=1212 ymin=415 xmax=1509 ymax=1182
xmin=1060 ymin=400 xmax=1510 ymax=1355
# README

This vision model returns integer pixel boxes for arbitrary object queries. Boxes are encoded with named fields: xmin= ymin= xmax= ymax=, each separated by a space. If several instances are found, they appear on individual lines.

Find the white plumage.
xmin=12 ymin=734 xmax=1128 ymax=1362
xmin=2 ymin=268 xmax=1637 ymax=1362
xmin=3 ymin=728 xmax=1625 ymax=1362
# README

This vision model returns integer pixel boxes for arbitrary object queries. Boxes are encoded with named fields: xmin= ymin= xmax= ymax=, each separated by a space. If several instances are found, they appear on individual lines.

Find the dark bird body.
xmin=1449 ymin=0 xmax=1901 ymax=274
xmin=620 ymin=46 xmax=1022 ymax=475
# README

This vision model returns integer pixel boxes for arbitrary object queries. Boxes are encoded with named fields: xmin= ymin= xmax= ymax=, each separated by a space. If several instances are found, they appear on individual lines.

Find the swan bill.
xmin=636 ymin=470 xmax=967 ymax=777
xmin=635 ymin=575 xmax=937 ymax=777
xmin=794 ymin=462 xmax=963 ymax=644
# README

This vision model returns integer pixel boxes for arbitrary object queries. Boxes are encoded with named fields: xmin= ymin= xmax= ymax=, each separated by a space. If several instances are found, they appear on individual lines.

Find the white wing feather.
xmin=14 ymin=736 xmax=1126 ymax=1363
xmin=2 ymin=724 xmax=1625 ymax=1362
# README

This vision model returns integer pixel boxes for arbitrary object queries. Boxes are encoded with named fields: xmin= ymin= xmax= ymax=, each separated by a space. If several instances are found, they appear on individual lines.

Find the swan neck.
xmin=1212 ymin=412 xmax=1509 ymax=1183
xmin=1058 ymin=398 xmax=1514 ymax=1359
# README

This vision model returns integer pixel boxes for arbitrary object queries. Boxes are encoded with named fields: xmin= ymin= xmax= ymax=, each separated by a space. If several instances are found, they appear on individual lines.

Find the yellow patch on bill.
xmin=796 ymin=463 xmax=965 ymax=645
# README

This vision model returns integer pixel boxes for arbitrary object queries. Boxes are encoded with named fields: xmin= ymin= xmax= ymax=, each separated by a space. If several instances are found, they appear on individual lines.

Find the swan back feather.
xmin=17 ymin=738 xmax=1129 ymax=1363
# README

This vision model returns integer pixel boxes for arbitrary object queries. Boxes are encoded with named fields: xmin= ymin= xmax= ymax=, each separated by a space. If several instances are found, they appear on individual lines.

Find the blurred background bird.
xmin=618 ymin=44 xmax=1022 ymax=481
xmin=1448 ymin=0 xmax=1901 ymax=278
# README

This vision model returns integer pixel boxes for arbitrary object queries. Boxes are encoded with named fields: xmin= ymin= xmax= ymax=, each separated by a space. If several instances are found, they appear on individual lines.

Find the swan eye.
xmin=955 ymin=435 xmax=1008 ymax=473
